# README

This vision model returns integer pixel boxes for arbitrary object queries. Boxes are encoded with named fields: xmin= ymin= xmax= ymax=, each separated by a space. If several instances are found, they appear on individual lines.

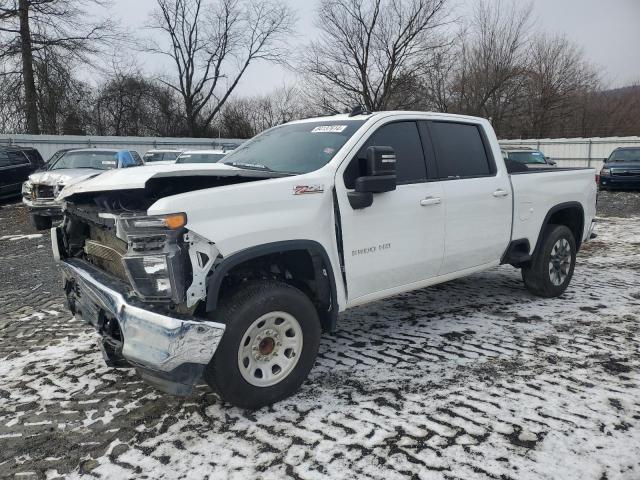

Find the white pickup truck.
xmin=52 ymin=111 xmax=597 ymax=408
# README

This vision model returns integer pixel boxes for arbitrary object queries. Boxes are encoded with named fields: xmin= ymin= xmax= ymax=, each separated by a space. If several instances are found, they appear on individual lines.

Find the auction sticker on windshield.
xmin=311 ymin=125 xmax=348 ymax=133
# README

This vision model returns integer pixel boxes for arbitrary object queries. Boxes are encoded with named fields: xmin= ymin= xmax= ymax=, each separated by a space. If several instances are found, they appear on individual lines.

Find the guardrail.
xmin=0 ymin=134 xmax=245 ymax=161
xmin=500 ymin=136 xmax=640 ymax=168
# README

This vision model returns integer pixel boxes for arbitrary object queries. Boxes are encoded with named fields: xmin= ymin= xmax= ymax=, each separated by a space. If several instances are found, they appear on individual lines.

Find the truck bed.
xmin=509 ymin=168 xmax=598 ymax=248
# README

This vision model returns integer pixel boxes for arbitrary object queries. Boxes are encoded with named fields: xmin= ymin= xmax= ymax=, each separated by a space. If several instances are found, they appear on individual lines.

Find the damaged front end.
xmin=52 ymin=191 xmax=224 ymax=395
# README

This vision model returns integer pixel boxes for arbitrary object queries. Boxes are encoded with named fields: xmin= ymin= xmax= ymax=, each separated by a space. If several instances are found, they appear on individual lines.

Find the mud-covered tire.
xmin=29 ymin=214 xmax=52 ymax=231
xmin=522 ymin=225 xmax=576 ymax=298
xmin=204 ymin=280 xmax=321 ymax=409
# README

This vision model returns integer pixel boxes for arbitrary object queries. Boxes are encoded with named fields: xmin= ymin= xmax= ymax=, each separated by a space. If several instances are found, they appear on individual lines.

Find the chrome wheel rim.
xmin=237 ymin=311 xmax=303 ymax=387
xmin=548 ymin=238 xmax=572 ymax=286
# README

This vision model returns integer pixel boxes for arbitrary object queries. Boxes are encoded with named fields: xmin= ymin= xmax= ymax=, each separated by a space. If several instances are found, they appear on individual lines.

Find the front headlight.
xmin=123 ymin=255 xmax=173 ymax=298
xmin=124 ymin=213 xmax=187 ymax=230
xmin=118 ymin=212 xmax=188 ymax=302
xmin=600 ymin=168 xmax=611 ymax=176
xmin=53 ymin=183 xmax=65 ymax=198
xmin=22 ymin=181 xmax=32 ymax=196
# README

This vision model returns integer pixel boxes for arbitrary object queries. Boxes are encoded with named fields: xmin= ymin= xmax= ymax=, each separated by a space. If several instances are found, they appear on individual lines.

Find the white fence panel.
xmin=0 ymin=134 xmax=245 ymax=161
xmin=499 ymin=136 xmax=640 ymax=169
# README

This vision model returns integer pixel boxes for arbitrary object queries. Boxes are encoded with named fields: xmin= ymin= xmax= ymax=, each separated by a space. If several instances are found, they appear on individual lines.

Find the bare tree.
xmin=453 ymin=0 xmax=533 ymax=133
xmin=522 ymin=34 xmax=599 ymax=138
xmin=215 ymin=85 xmax=308 ymax=138
xmin=33 ymin=47 xmax=93 ymax=134
xmin=93 ymin=63 xmax=186 ymax=137
xmin=148 ymin=0 xmax=295 ymax=137
xmin=303 ymin=0 xmax=449 ymax=112
xmin=0 ymin=0 xmax=117 ymax=133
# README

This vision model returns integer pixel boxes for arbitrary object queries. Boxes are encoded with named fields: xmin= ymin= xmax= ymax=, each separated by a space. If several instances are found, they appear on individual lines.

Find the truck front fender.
xmin=205 ymin=240 xmax=340 ymax=332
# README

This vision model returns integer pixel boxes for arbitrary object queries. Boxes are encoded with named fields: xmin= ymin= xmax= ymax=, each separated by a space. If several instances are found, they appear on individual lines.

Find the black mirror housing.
xmin=355 ymin=175 xmax=396 ymax=193
xmin=366 ymin=146 xmax=396 ymax=176
xmin=348 ymin=145 xmax=397 ymax=209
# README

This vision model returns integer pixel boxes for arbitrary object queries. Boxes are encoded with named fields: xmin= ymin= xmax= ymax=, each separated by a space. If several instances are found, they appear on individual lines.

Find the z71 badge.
xmin=293 ymin=185 xmax=324 ymax=195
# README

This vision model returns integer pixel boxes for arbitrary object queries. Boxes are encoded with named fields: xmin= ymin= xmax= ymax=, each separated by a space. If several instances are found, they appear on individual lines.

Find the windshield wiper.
xmin=224 ymin=161 xmax=274 ymax=171
xmin=223 ymin=161 xmax=295 ymax=175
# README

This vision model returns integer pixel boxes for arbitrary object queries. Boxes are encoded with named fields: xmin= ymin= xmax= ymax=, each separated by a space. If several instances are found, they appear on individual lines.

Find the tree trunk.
xmin=18 ymin=0 xmax=40 ymax=134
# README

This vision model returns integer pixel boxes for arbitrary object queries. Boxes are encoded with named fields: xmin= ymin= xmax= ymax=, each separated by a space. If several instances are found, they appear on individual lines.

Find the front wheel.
xmin=204 ymin=280 xmax=321 ymax=409
xmin=522 ymin=225 xmax=576 ymax=297
xmin=29 ymin=214 xmax=52 ymax=231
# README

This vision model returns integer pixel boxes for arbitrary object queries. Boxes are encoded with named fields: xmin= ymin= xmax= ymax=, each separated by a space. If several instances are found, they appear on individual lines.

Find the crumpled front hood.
xmin=29 ymin=169 xmax=103 ymax=186
xmin=58 ymin=163 xmax=286 ymax=201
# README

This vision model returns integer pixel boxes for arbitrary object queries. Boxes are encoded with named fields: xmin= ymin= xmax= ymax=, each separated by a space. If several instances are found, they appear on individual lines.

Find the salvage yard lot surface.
xmin=1 ymin=192 xmax=639 ymax=480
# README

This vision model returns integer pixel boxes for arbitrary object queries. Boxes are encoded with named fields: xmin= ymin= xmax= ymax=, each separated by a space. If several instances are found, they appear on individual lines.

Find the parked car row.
xmin=0 ymin=144 xmax=233 ymax=229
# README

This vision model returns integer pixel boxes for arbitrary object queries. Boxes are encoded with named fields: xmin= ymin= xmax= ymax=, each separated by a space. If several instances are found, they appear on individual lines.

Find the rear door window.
xmin=0 ymin=152 xmax=11 ymax=168
xmin=7 ymin=151 xmax=30 ymax=166
xmin=430 ymin=122 xmax=493 ymax=179
xmin=344 ymin=121 xmax=427 ymax=187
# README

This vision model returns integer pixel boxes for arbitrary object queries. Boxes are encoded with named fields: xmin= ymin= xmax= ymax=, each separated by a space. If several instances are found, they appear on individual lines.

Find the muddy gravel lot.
xmin=1 ymin=191 xmax=639 ymax=480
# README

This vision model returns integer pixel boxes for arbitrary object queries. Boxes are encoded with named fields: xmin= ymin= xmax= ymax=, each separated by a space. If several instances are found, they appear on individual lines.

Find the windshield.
xmin=47 ymin=150 xmax=68 ymax=165
xmin=49 ymin=151 xmax=119 ymax=170
xmin=508 ymin=151 xmax=547 ymax=164
xmin=608 ymin=149 xmax=640 ymax=162
xmin=176 ymin=153 xmax=226 ymax=164
xmin=221 ymin=120 xmax=366 ymax=174
xmin=144 ymin=152 xmax=180 ymax=162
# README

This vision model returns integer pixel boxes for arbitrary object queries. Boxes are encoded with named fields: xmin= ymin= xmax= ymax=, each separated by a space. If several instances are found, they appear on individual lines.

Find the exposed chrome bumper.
xmin=23 ymin=196 xmax=62 ymax=214
xmin=58 ymin=256 xmax=225 ymax=394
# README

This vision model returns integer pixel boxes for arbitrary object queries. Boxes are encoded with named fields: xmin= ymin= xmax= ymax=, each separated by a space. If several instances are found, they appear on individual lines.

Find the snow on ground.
xmin=0 ymin=209 xmax=639 ymax=479
xmin=0 ymin=234 xmax=43 ymax=241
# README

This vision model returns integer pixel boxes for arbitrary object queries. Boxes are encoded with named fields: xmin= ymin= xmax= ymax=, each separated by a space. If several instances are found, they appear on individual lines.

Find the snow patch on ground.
xmin=1 ymin=216 xmax=639 ymax=479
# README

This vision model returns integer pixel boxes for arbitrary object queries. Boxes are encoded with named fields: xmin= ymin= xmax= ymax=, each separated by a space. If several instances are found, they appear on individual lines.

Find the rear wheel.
xmin=522 ymin=225 xmax=576 ymax=297
xmin=29 ymin=214 xmax=52 ymax=231
xmin=204 ymin=280 xmax=321 ymax=409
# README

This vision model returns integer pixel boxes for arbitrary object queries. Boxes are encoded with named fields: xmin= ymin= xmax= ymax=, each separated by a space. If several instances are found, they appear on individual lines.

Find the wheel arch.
xmin=205 ymin=240 xmax=339 ymax=332
xmin=534 ymin=202 xmax=585 ymax=255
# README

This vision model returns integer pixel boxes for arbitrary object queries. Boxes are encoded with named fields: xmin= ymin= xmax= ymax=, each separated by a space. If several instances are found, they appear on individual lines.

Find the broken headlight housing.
xmin=118 ymin=213 xmax=188 ymax=302
xmin=22 ymin=181 xmax=32 ymax=197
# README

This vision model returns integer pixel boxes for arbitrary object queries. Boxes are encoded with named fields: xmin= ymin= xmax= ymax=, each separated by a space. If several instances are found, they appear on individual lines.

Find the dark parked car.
xmin=599 ymin=147 xmax=640 ymax=190
xmin=501 ymin=147 xmax=557 ymax=168
xmin=0 ymin=146 xmax=44 ymax=200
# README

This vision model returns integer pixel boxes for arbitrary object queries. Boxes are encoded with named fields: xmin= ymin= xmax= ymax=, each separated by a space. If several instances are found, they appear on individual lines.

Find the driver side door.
xmin=335 ymin=120 xmax=446 ymax=305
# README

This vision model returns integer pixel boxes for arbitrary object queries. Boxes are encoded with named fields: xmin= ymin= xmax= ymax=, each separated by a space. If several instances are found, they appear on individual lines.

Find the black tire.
xmin=522 ymin=225 xmax=576 ymax=297
xmin=29 ymin=214 xmax=52 ymax=231
xmin=204 ymin=280 xmax=321 ymax=409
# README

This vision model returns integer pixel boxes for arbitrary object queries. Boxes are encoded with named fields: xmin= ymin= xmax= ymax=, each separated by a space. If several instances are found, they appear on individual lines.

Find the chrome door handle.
xmin=493 ymin=189 xmax=510 ymax=198
xmin=420 ymin=196 xmax=442 ymax=206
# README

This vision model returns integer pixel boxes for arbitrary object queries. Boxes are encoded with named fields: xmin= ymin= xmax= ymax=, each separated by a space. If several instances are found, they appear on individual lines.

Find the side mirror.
xmin=547 ymin=158 xmax=556 ymax=166
xmin=348 ymin=146 xmax=397 ymax=209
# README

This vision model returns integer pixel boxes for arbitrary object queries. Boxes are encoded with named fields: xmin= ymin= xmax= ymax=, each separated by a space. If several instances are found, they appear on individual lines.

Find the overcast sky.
xmin=104 ymin=0 xmax=639 ymax=95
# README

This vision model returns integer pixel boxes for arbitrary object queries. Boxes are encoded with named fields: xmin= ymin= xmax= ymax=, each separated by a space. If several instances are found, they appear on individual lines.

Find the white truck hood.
xmin=58 ymin=163 xmax=283 ymax=200
xmin=29 ymin=168 xmax=103 ymax=186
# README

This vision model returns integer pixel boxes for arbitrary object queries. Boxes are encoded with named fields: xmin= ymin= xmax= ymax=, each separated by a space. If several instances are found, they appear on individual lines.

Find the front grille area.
xmin=611 ymin=169 xmax=640 ymax=177
xmin=84 ymin=241 xmax=128 ymax=280
xmin=84 ymin=225 xmax=129 ymax=281
xmin=34 ymin=185 xmax=55 ymax=199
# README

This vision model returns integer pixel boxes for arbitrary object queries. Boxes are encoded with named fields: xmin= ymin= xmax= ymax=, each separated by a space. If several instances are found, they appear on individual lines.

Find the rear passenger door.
xmin=428 ymin=121 xmax=512 ymax=274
